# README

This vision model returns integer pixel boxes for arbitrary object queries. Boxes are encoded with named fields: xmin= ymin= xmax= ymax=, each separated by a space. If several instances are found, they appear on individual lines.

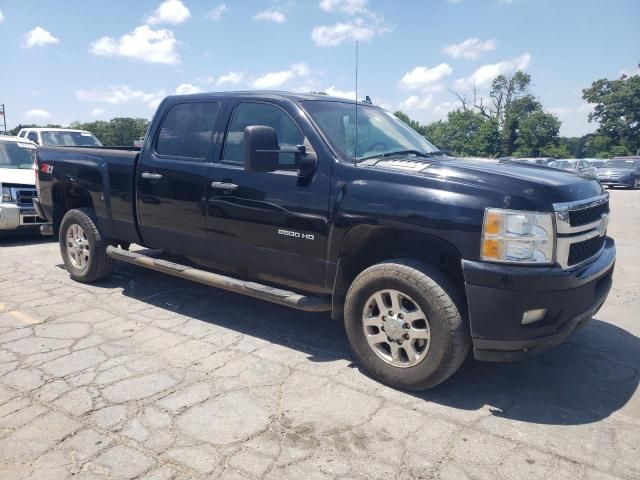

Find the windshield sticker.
xmin=80 ymin=132 xmax=93 ymax=136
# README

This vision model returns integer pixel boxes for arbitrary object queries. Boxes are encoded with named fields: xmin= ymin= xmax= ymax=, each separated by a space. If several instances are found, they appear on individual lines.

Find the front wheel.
xmin=59 ymin=208 xmax=114 ymax=283
xmin=344 ymin=259 xmax=470 ymax=390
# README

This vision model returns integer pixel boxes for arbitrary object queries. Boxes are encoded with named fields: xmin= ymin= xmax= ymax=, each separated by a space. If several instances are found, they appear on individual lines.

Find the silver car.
xmin=548 ymin=159 xmax=598 ymax=179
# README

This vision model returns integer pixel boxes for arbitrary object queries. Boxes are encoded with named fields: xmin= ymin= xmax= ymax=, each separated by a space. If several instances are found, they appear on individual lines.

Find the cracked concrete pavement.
xmin=0 ymin=189 xmax=638 ymax=479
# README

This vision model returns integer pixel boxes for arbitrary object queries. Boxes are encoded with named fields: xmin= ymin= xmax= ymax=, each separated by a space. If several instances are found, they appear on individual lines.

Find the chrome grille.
xmin=568 ymin=235 xmax=606 ymax=266
xmin=15 ymin=189 xmax=37 ymax=207
xmin=569 ymin=201 xmax=609 ymax=227
xmin=554 ymin=194 xmax=609 ymax=268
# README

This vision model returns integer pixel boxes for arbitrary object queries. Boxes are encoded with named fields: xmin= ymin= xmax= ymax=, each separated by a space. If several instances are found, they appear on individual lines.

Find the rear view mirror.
xmin=243 ymin=126 xmax=279 ymax=173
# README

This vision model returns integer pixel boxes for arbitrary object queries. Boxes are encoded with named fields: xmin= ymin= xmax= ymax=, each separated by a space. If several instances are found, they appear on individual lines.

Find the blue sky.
xmin=1 ymin=0 xmax=638 ymax=136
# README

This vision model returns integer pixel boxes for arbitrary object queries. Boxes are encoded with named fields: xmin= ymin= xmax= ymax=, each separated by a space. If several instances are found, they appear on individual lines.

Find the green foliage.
xmin=583 ymin=67 xmax=640 ymax=154
xmin=513 ymin=110 xmax=562 ymax=157
xmin=70 ymin=117 xmax=150 ymax=146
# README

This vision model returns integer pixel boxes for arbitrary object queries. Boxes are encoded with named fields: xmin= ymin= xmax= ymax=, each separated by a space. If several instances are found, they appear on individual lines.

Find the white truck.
xmin=17 ymin=127 xmax=102 ymax=147
xmin=0 ymin=135 xmax=49 ymax=232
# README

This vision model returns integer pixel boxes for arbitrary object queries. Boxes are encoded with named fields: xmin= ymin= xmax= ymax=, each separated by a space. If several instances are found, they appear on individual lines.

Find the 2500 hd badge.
xmin=278 ymin=228 xmax=315 ymax=240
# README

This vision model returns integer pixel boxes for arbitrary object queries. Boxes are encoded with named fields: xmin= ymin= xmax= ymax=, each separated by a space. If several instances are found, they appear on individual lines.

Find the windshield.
xmin=301 ymin=101 xmax=439 ymax=162
xmin=41 ymin=131 xmax=103 ymax=147
xmin=604 ymin=159 xmax=640 ymax=169
xmin=0 ymin=141 xmax=37 ymax=169
xmin=549 ymin=160 xmax=578 ymax=169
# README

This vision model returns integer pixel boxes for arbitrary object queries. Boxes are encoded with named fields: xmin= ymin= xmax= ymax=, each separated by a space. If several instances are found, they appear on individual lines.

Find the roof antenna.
xmin=354 ymin=40 xmax=359 ymax=165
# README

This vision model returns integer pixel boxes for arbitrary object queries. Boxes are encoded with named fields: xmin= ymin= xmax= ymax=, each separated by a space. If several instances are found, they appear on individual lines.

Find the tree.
xmin=451 ymin=71 xmax=560 ymax=157
xmin=513 ymin=110 xmax=562 ymax=157
xmin=70 ymin=117 xmax=149 ymax=146
xmin=582 ymin=67 xmax=640 ymax=155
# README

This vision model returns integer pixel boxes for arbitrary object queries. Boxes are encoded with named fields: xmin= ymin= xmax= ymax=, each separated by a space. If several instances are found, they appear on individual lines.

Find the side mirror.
xmin=243 ymin=125 xmax=318 ymax=176
xmin=243 ymin=126 xmax=279 ymax=173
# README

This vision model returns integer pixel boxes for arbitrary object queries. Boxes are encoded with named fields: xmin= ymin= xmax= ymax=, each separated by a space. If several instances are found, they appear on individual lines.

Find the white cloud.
xmin=25 ymin=109 xmax=52 ymax=120
xmin=253 ymin=63 xmax=310 ymax=89
xmin=454 ymin=53 xmax=531 ymax=89
xmin=548 ymin=107 xmax=570 ymax=115
xmin=398 ymin=94 xmax=433 ymax=111
xmin=206 ymin=4 xmax=229 ymax=21
xmin=91 ymin=108 xmax=106 ymax=117
xmin=399 ymin=64 xmax=453 ymax=91
xmin=24 ymin=26 xmax=59 ymax=48
xmin=443 ymin=38 xmax=496 ymax=60
xmin=175 ymin=83 xmax=202 ymax=95
xmin=619 ymin=66 xmax=640 ymax=77
xmin=253 ymin=9 xmax=286 ymax=23
xmin=432 ymin=101 xmax=458 ymax=119
xmin=76 ymin=85 xmax=166 ymax=109
xmin=216 ymin=71 xmax=246 ymax=87
xmin=147 ymin=0 xmax=191 ymax=25
xmin=89 ymin=25 xmax=179 ymax=64
xmin=311 ymin=18 xmax=389 ymax=46
xmin=576 ymin=103 xmax=594 ymax=114
xmin=319 ymin=0 xmax=368 ymax=14
xmin=0 ymin=9 xmax=4 ymax=23
xmin=325 ymin=86 xmax=356 ymax=99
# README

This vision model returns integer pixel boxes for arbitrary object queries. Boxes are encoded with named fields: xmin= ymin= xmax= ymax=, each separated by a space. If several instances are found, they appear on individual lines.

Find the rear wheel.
xmin=59 ymin=208 xmax=114 ymax=283
xmin=344 ymin=259 xmax=470 ymax=391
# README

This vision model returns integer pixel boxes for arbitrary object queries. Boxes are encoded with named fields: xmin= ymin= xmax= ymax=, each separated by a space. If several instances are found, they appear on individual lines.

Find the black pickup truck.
xmin=34 ymin=91 xmax=615 ymax=390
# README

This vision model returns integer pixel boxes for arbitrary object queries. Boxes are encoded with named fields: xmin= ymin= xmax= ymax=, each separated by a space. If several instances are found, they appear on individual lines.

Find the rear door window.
xmin=156 ymin=102 xmax=221 ymax=159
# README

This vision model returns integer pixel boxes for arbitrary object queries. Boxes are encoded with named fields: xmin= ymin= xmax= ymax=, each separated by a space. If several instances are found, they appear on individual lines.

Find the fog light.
xmin=522 ymin=308 xmax=547 ymax=325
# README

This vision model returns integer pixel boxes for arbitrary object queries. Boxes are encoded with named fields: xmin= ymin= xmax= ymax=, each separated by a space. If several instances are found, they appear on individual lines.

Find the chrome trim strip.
xmin=553 ymin=193 xmax=608 ymax=213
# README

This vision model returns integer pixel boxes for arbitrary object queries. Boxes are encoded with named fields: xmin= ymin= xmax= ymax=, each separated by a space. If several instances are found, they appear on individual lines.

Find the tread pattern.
xmin=345 ymin=258 xmax=471 ymax=390
xmin=59 ymin=208 xmax=114 ymax=283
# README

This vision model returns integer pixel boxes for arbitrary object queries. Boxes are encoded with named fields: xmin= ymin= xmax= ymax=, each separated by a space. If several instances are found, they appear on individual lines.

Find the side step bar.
xmin=106 ymin=246 xmax=331 ymax=312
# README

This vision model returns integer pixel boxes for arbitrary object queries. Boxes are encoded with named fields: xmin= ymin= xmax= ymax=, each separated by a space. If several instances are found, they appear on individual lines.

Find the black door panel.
xmin=137 ymin=101 xmax=221 ymax=257
xmin=207 ymin=100 xmax=332 ymax=290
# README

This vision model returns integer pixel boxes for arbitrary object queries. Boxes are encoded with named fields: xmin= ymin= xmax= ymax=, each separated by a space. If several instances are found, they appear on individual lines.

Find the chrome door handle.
xmin=211 ymin=181 xmax=239 ymax=191
xmin=141 ymin=172 xmax=163 ymax=180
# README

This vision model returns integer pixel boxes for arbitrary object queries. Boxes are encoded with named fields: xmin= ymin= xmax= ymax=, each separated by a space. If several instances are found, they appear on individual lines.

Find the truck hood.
xmin=365 ymin=156 xmax=604 ymax=208
xmin=0 ymin=168 xmax=36 ymax=186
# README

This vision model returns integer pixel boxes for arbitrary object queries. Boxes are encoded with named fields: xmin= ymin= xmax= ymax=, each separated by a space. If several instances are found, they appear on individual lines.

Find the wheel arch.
xmin=330 ymin=225 xmax=465 ymax=319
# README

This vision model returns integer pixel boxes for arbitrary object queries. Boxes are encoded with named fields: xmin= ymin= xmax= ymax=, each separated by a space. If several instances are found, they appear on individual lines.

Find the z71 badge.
xmin=278 ymin=229 xmax=314 ymax=240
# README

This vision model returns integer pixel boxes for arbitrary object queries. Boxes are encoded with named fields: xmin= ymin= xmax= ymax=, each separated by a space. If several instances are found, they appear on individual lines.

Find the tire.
xmin=59 ymin=208 xmax=114 ymax=283
xmin=344 ymin=259 xmax=470 ymax=391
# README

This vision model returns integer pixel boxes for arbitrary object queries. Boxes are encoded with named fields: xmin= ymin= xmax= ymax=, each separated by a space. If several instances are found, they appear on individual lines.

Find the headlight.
xmin=481 ymin=208 xmax=555 ymax=264
xmin=1 ymin=183 xmax=12 ymax=203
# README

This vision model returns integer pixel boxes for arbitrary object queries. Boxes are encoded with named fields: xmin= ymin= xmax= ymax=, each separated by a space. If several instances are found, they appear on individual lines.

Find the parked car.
xmin=548 ymin=159 xmax=598 ymax=179
xmin=17 ymin=128 xmax=102 ymax=147
xmin=34 ymin=91 xmax=615 ymax=390
xmin=584 ymin=158 xmax=607 ymax=169
xmin=0 ymin=136 xmax=49 ymax=232
xmin=597 ymin=157 xmax=640 ymax=189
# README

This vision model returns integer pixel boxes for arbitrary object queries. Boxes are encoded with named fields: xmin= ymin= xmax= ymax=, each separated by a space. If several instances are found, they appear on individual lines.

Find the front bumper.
xmin=463 ymin=237 xmax=615 ymax=362
xmin=0 ymin=202 xmax=49 ymax=231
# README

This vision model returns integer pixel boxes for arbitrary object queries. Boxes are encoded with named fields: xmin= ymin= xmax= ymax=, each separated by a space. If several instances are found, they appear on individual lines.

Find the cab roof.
xmin=166 ymin=90 xmax=380 ymax=106
xmin=18 ymin=127 xmax=94 ymax=133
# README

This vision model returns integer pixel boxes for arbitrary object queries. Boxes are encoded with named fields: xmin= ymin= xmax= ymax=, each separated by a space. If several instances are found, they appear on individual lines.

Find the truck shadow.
xmin=102 ymin=261 xmax=639 ymax=427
